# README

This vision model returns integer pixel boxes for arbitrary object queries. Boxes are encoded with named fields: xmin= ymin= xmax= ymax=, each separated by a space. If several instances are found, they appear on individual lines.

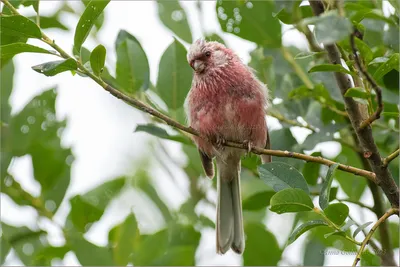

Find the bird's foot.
xmin=209 ymin=135 xmax=226 ymax=150
xmin=243 ymin=140 xmax=253 ymax=155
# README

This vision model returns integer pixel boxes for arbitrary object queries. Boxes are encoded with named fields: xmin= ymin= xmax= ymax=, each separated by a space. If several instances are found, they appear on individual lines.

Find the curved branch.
xmin=352 ymin=208 xmax=399 ymax=267
xmin=350 ymin=31 xmax=383 ymax=129
xmin=383 ymin=148 xmax=400 ymax=167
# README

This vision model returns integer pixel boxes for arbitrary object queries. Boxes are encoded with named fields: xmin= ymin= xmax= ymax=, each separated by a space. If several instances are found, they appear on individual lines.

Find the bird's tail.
xmin=216 ymin=156 xmax=244 ymax=254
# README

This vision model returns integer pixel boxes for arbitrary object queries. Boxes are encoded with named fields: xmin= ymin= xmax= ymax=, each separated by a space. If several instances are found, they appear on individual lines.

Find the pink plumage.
xmin=185 ymin=39 xmax=270 ymax=254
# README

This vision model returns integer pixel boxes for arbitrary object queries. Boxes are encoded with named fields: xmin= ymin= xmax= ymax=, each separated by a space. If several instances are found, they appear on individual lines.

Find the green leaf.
xmin=0 ymin=15 xmax=42 ymax=39
xmin=1 ymin=43 xmax=54 ymax=59
xmin=353 ymin=221 xmax=373 ymax=238
xmin=303 ymin=239 xmax=325 ymax=266
xmin=270 ymin=188 xmax=314 ymax=214
xmin=70 ymin=234 xmax=114 ymax=266
xmin=217 ymin=0 xmax=282 ymax=47
xmin=377 ymin=222 xmax=399 ymax=248
xmin=156 ymin=39 xmax=192 ymax=110
xmin=132 ymin=230 xmax=168 ymax=265
xmin=68 ymin=177 xmax=125 ymax=232
xmin=373 ymin=53 xmax=399 ymax=80
xmin=115 ymin=30 xmax=150 ymax=93
xmin=135 ymin=123 xmax=191 ymax=145
xmin=0 ymin=60 xmax=14 ymax=123
xmin=319 ymin=163 xmax=339 ymax=210
xmin=90 ymin=44 xmax=106 ymax=76
xmin=32 ymin=59 xmax=77 ymax=76
xmin=324 ymin=203 xmax=349 ymax=225
xmin=8 ymin=88 xmax=71 ymax=210
xmin=258 ymin=162 xmax=309 ymax=193
xmin=288 ymin=220 xmax=328 ymax=245
xmin=302 ymin=11 xmax=352 ymax=45
xmin=275 ymin=3 xmax=313 ymax=25
xmin=32 ymin=246 xmax=70 ymax=266
xmin=243 ymin=223 xmax=282 ymax=265
xmin=156 ymin=0 xmax=192 ymax=43
xmin=73 ymin=0 xmax=110 ymax=55
xmin=361 ymin=250 xmax=381 ymax=266
xmin=344 ymin=87 xmax=369 ymax=99
xmin=308 ymin=64 xmax=354 ymax=75
xmin=242 ymin=191 xmax=275 ymax=211
xmin=109 ymin=213 xmax=139 ymax=266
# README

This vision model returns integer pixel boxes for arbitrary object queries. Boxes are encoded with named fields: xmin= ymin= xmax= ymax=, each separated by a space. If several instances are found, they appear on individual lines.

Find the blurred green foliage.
xmin=1 ymin=0 xmax=399 ymax=266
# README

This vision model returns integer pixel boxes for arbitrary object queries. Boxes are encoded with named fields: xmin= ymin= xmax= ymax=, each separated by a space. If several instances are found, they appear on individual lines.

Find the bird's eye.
xmin=205 ymin=51 xmax=211 ymax=57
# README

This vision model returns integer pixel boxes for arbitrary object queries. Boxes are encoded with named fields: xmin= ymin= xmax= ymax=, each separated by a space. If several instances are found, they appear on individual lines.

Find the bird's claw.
xmin=243 ymin=140 xmax=253 ymax=154
xmin=209 ymin=135 xmax=226 ymax=150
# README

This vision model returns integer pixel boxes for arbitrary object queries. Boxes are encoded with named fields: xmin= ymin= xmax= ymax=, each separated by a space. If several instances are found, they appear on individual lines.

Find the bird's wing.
xmin=199 ymin=149 xmax=215 ymax=178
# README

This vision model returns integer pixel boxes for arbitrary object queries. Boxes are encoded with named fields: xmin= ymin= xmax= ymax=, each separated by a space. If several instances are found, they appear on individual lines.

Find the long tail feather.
xmin=216 ymin=156 xmax=244 ymax=254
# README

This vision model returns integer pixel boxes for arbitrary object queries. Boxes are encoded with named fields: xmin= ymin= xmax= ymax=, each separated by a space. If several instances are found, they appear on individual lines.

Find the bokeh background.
xmin=1 ymin=0 xmax=399 ymax=266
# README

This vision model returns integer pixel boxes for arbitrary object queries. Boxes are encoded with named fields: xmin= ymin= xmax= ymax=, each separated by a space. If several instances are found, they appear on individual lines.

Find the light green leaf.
xmin=270 ymin=188 xmax=314 ymax=214
xmin=115 ymin=30 xmax=150 ymax=93
xmin=156 ymin=0 xmax=192 ymax=43
xmin=156 ymin=39 xmax=192 ymax=110
xmin=288 ymin=220 xmax=328 ymax=245
xmin=294 ymin=51 xmax=326 ymax=60
xmin=243 ymin=223 xmax=282 ymax=265
xmin=258 ymin=162 xmax=309 ymax=193
xmin=73 ymin=0 xmax=110 ymax=55
xmin=217 ymin=1 xmax=281 ymax=47
xmin=319 ymin=163 xmax=339 ymax=210
xmin=308 ymin=64 xmax=354 ymax=75
xmin=303 ymin=239 xmax=325 ymax=266
xmin=109 ymin=213 xmax=139 ymax=266
xmin=132 ymin=230 xmax=168 ymax=265
xmin=0 ymin=15 xmax=42 ymax=39
xmin=1 ymin=43 xmax=54 ymax=59
xmin=302 ymin=152 xmax=322 ymax=186
xmin=344 ymin=87 xmax=369 ymax=99
xmin=90 ymin=44 xmax=106 ymax=76
xmin=32 ymin=59 xmax=77 ymax=76
xmin=353 ymin=221 xmax=373 ymax=238
xmin=324 ymin=203 xmax=349 ymax=225
xmin=28 ymin=15 xmax=69 ymax=30
xmin=373 ymin=53 xmax=399 ymax=80
xmin=135 ymin=124 xmax=191 ymax=145
xmin=242 ymin=191 xmax=275 ymax=211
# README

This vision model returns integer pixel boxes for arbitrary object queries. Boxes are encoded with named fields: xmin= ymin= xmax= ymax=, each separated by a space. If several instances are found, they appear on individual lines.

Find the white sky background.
xmin=2 ymin=1 xmax=399 ymax=266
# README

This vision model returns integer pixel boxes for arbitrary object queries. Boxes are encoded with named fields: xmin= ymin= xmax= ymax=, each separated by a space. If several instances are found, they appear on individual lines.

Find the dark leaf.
xmin=32 ymin=59 xmax=77 ymax=76
xmin=303 ymin=239 xmax=325 ymax=266
xmin=308 ymin=64 xmax=354 ymax=75
xmin=134 ymin=124 xmax=190 ymax=145
xmin=70 ymin=234 xmax=114 ymax=266
xmin=324 ymin=203 xmax=349 ymax=225
xmin=361 ymin=250 xmax=381 ymax=266
xmin=1 ymin=43 xmax=54 ymax=59
xmin=0 ymin=15 xmax=41 ymax=39
xmin=258 ymin=162 xmax=309 ymax=193
xmin=288 ymin=220 xmax=328 ymax=245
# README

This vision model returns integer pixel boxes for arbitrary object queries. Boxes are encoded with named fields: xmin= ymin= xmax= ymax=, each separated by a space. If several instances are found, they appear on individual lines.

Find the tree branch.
xmin=383 ymin=148 xmax=400 ymax=167
xmin=352 ymin=208 xmax=399 ymax=267
xmin=309 ymin=0 xmax=399 ymax=208
xmin=350 ymin=31 xmax=383 ymax=129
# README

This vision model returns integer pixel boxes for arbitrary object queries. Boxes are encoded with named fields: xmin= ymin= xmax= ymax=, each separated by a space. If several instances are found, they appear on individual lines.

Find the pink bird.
xmin=185 ymin=39 xmax=271 ymax=254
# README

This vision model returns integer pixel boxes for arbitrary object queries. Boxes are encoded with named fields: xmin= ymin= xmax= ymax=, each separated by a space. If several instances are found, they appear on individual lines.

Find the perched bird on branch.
xmin=185 ymin=39 xmax=271 ymax=254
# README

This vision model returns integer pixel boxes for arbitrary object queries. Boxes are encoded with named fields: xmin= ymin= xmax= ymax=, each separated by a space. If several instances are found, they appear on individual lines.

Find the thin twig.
xmin=383 ymin=148 xmax=400 ymax=167
xmin=281 ymin=47 xmax=314 ymax=88
xmin=352 ymin=208 xmax=399 ymax=267
xmin=350 ymin=31 xmax=383 ymax=129
xmin=268 ymin=110 xmax=316 ymax=132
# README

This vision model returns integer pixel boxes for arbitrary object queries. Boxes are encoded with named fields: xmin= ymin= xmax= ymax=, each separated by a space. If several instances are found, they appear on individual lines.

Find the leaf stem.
xmin=313 ymin=207 xmax=362 ymax=246
xmin=383 ymin=148 xmax=400 ymax=167
xmin=352 ymin=208 xmax=399 ymax=267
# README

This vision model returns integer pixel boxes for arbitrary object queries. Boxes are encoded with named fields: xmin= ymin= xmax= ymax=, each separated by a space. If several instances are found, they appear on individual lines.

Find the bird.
xmin=184 ymin=39 xmax=271 ymax=254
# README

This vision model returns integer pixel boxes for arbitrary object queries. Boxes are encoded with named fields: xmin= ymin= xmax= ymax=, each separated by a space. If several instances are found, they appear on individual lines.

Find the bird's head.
xmin=187 ymin=39 xmax=232 ymax=74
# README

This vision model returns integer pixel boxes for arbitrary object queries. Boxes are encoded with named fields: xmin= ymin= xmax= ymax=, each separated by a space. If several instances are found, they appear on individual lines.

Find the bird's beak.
xmin=190 ymin=60 xmax=204 ymax=72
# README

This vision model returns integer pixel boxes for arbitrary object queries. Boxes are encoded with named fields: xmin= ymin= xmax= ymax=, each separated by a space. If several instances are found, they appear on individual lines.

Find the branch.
xmin=350 ymin=31 xmax=383 ymax=129
xmin=2 ymin=0 xmax=377 ymax=182
xmin=352 ymin=208 xmax=399 ymax=267
xmin=383 ymin=148 xmax=400 ymax=167
xmin=309 ymin=0 xmax=399 ymax=208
